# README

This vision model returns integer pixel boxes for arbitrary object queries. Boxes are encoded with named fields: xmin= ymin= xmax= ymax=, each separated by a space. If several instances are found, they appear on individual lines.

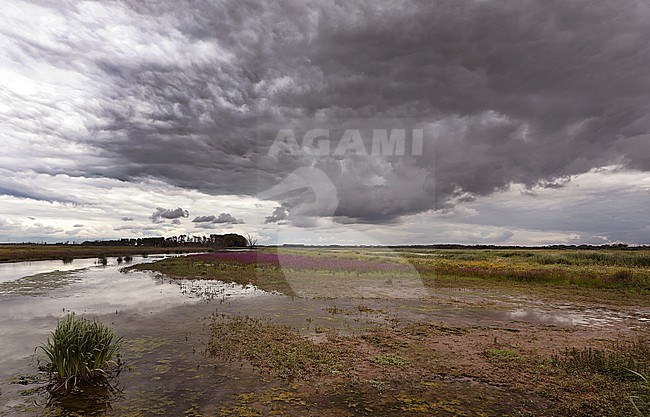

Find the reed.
xmin=630 ymin=370 xmax=650 ymax=417
xmin=38 ymin=314 xmax=121 ymax=392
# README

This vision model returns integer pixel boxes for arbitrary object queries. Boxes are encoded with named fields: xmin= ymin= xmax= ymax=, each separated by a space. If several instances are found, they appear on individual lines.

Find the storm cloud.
xmin=1 ymin=0 xmax=649 ymax=243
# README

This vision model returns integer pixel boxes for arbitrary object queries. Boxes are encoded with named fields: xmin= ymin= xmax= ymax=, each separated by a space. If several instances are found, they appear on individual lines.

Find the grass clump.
xmin=485 ymin=348 xmax=519 ymax=360
xmin=630 ymin=370 xmax=650 ymax=417
xmin=554 ymin=339 xmax=649 ymax=379
xmin=38 ymin=314 xmax=122 ymax=392
xmin=371 ymin=354 xmax=408 ymax=367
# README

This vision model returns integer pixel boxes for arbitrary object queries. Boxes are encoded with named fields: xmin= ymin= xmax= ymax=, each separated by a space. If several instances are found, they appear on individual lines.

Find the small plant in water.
xmin=38 ymin=314 xmax=122 ymax=392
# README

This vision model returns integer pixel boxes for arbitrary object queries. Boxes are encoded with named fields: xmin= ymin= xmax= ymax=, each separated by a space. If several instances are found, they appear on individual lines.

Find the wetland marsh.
xmin=1 ymin=247 xmax=648 ymax=416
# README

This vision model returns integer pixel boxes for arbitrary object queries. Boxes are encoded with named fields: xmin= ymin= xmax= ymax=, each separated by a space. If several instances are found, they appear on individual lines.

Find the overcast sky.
xmin=1 ymin=0 xmax=649 ymax=245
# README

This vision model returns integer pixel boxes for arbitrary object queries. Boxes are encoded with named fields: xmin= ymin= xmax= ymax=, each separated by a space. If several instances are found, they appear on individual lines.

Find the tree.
xmin=245 ymin=234 xmax=258 ymax=248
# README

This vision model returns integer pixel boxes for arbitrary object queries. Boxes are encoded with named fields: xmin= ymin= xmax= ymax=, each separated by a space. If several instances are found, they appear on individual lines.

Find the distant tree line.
xmin=276 ymin=243 xmax=647 ymax=250
xmin=80 ymin=233 xmax=248 ymax=248
xmin=391 ymin=243 xmax=643 ymax=250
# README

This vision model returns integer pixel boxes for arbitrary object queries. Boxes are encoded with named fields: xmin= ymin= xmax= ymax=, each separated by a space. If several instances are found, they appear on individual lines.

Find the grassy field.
xmin=129 ymin=247 xmax=650 ymax=416
xmin=0 ymin=244 xmax=209 ymax=263
xmin=131 ymin=247 xmax=650 ymax=297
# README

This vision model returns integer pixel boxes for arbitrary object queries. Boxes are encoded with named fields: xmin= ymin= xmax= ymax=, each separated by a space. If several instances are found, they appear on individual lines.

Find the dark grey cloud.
xmin=2 ymin=0 xmax=650 ymax=233
xmin=213 ymin=212 xmax=243 ymax=224
xmin=194 ymin=223 xmax=219 ymax=230
xmin=150 ymin=207 xmax=189 ymax=223
xmin=265 ymin=205 xmax=289 ymax=224
xmin=0 ymin=185 xmax=80 ymax=205
xmin=193 ymin=215 xmax=216 ymax=223
xmin=121 ymin=217 xmax=135 ymax=222
xmin=193 ymin=212 xmax=243 ymax=224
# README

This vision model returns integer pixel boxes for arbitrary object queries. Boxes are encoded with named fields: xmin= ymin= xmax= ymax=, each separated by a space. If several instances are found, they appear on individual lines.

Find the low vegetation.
xmin=134 ymin=247 xmax=650 ymax=299
xmin=38 ymin=314 xmax=122 ymax=392
xmin=125 ymin=247 xmax=649 ymax=415
xmin=205 ymin=313 xmax=648 ymax=416
xmin=207 ymin=315 xmax=342 ymax=379
xmin=630 ymin=371 xmax=650 ymax=417
xmin=370 ymin=354 xmax=408 ymax=367
xmin=484 ymin=348 xmax=519 ymax=360
xmin=553 ymin=339 xmax=649 ymax=378
xmin=397 ymin=249 xmax=650 ymax=292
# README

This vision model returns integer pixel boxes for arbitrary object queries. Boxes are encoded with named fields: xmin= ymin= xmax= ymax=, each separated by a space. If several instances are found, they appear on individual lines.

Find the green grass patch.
xmin=485 ymin=348 xmax=519 ymax=360
xmin=370 ymin=354 xmax=408 ymax=367
xmin=207 ymin=316 xmax=343 ymax=379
